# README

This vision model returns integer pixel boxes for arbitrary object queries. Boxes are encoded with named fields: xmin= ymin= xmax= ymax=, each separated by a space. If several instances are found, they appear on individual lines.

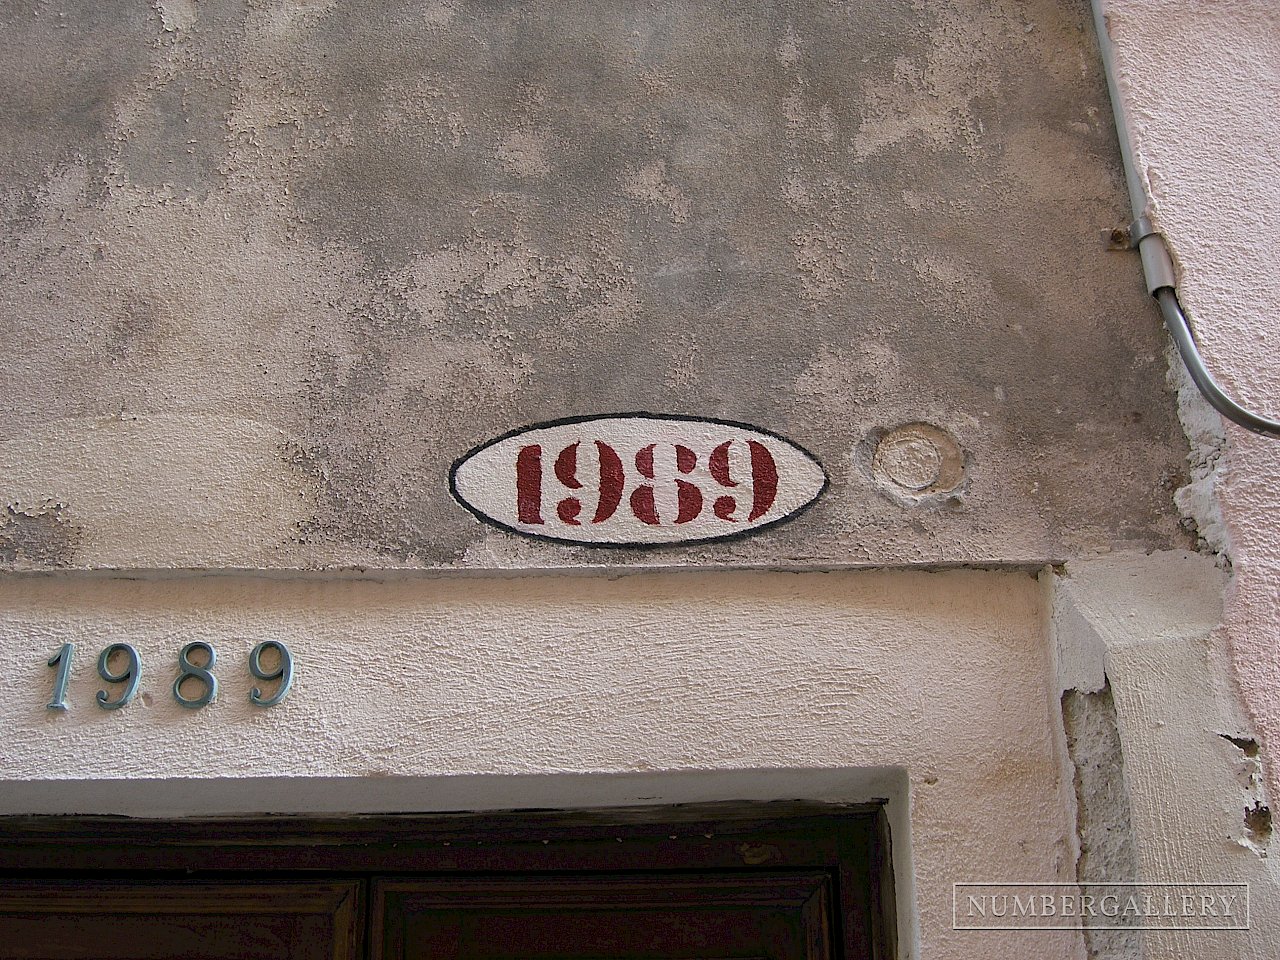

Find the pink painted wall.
xmin=1105 ymin=0 xmax=1280 ymax=798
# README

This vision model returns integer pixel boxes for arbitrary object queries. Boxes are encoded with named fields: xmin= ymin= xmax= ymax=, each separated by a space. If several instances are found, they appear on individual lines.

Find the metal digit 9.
xmin=96 ymin=643 xmax=140 ymax=711
xmin=173 ymin=641 xmax=218 ymax=709
xmin=248 ymin=640 xmax=293 ymax=708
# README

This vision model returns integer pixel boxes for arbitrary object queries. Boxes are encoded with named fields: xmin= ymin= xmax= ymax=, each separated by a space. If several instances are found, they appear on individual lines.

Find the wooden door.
xmin=0 ymin=804 xmax=893 ymax=960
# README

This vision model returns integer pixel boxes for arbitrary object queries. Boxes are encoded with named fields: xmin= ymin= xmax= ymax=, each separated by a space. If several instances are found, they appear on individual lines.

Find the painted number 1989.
xmin=450 ymin=414 xmax=828 ymax=546
xmin=514 ymin=438 xmax=780 ymax=527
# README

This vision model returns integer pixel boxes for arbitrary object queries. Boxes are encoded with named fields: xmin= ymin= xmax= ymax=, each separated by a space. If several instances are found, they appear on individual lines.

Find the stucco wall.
xmin=6 ymin=558 xmax=1276 ymax=957
xmin=1057 ymin=550 xmax=1280 ymax=960
xmin=1100 ymin=0 xmax=1280 ymax=816
xmin=3 ymin=569 xmax=1074 ymax=960
xmin=4 ymin=2 xmax=1280 ymax=959
xmin=0 ymin=0 xmax=1186 ymax=572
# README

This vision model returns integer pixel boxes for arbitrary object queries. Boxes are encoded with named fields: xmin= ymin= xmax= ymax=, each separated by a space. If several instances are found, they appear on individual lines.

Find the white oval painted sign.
xmin=450 ymin=414 xmax=828 ymax=546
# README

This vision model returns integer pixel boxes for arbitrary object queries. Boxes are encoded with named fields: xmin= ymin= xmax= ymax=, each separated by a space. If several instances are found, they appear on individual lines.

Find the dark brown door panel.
xmin=0 ymin=881 xmax=361 ymax=960
xmin=374 ymin=874 xmax=833 ymax=960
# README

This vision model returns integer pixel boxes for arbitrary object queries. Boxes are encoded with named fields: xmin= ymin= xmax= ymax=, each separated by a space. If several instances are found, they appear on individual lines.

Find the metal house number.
xmin=44 ymin=641 xmax=293 ymax=711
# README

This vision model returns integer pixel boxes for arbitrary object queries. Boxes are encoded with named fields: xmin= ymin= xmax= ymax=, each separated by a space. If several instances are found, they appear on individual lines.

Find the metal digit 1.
xmin=96 ymin=644 xmax=140 ymax=711
xmin=47 ymin=643 xmax=75 ymax=711
xmin=173 ymin=641 xmax=217 ymax=709
xmin=249 ymin=641 xmax=293 ymax=708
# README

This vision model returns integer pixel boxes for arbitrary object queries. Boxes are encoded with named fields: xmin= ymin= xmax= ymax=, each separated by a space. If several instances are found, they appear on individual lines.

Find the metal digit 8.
xmin=96 ymin=643 xmax=140 ymax=711
xmin=248 ymin=640 xmax=293 ymax=708
xmin=173 ymin=641 xmax=218 ymax=709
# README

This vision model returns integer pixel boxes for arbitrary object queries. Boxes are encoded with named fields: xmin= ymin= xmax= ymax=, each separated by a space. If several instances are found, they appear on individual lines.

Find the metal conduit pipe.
xmin=1090 ymin=1 xmax=1280 ymax=438
xmin=1158 ymin=290 xmax=1280 ymax=436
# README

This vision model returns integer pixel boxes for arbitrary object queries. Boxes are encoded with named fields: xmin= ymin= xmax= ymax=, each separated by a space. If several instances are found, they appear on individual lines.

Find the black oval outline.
xmin=448 ymin=412 xmax=830 ymax=549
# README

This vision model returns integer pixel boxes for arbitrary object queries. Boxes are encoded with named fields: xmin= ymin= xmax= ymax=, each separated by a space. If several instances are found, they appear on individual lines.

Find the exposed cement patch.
xmin=1062 ymin=683 xmax=1143 ymax=960
xmin=1166 ymin=349 xmax=1230 ymax=557
xmin=0 ymin=0 xmax=1187 ymax=571
xmin=1245 ymin=801 xmax=1274 ymax=850
xmin=0 ymin=1 xmax=155 ymax=219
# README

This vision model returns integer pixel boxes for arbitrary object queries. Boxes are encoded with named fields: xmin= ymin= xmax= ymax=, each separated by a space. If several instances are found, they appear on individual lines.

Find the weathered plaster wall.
xmin=1099 ymin=0 xmax=1280 ymax=819
xmin=5 ymin=3 xmax=1280 ymax=958
xmin=0 ymin=569 xmax=1076 ymax=960
xmin=1056 ymin=551 xmax=1280 ymax=959
xmin=0 ymin=0 xmax=1186 ymax=571
xmin=5 ymin=557 xmax=1273 ymax=958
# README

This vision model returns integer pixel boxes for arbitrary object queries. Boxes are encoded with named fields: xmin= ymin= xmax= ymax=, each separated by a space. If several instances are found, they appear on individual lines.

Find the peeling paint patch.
xmin=496 ymin=129 xmax=553 ymax=179
xmin=155 ymin=0 xmax=198 ymax=34
xmin=776 ymin=27 xmax=801 ymax=67
xmin=1219 ymin=733 xmax=1273 ymax=856
xmin=0 ymin=415 xmax=320 ymax=569
xmin=1168 ymin=355 xmax=1230 ymax=557
xmin=0 ymin=501 xmax=83 ymax=568
xmin=850 ymin=6 xmax=999 ymax=161
xmin=622 ymin=160 xmax=691 ymax=224
xmin=791 ymin=227 xmax=849 ymax=303
xmin=420 ymin=0 xmax=458 ymax=30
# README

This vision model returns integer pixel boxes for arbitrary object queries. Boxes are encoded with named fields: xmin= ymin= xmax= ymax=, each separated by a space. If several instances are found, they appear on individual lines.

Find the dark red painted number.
xmin=515 ymin=440 xmax=778 ymax=526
